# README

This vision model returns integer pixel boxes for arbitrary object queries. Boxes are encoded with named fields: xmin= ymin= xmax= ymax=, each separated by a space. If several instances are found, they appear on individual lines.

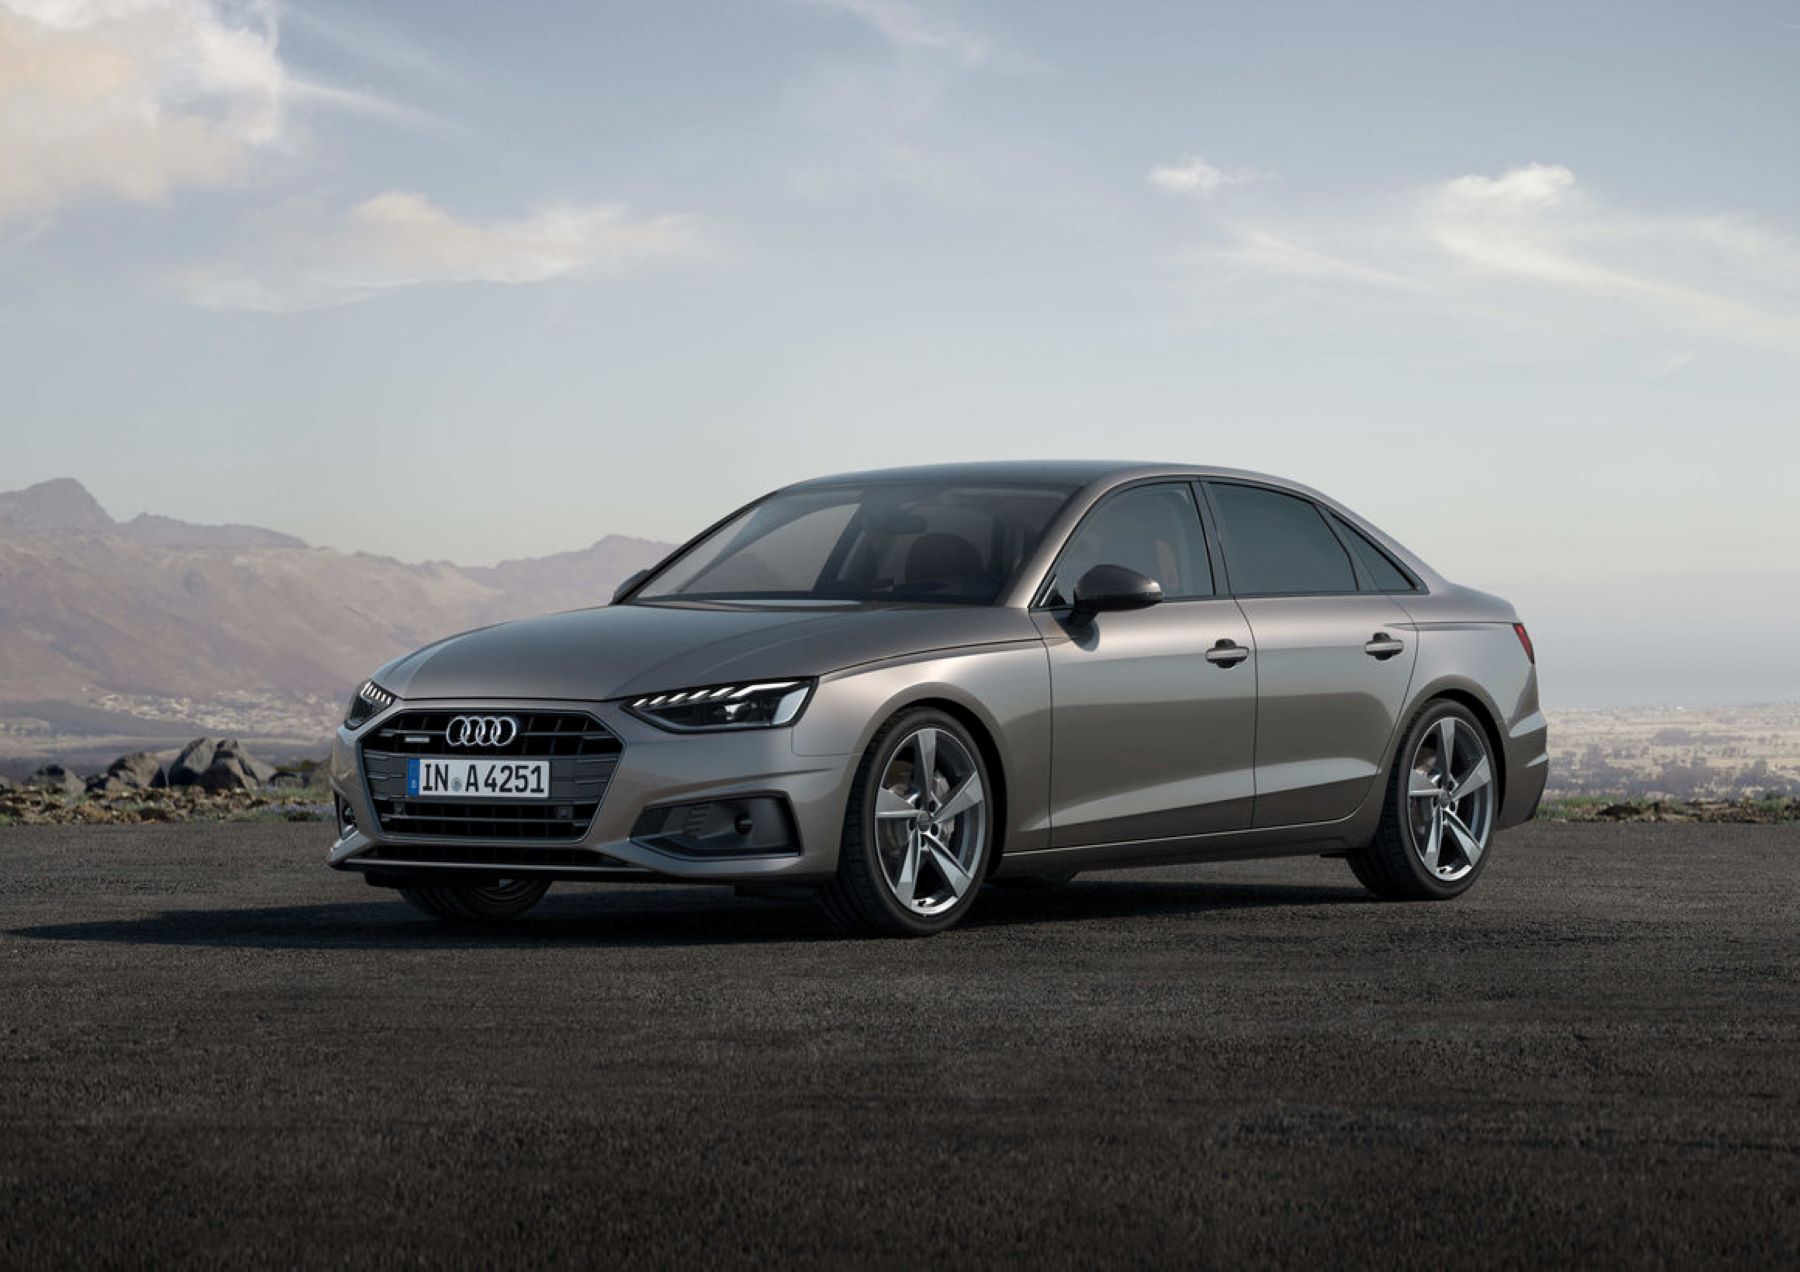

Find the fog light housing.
xmin=335 ymin=796 xmax=358 ymax=840
xmin=631 ymin=796 xmax=799 ymax=857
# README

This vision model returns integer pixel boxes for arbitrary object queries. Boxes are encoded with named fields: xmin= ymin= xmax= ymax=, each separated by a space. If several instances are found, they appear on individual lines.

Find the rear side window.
xmin=1044 ymin=482 xmax=1213 ymax=605
xmin=1330 ymin=513 xmax=1417 ymax=592
xmin=1209 ymin=483 xmax=1356 ymax=596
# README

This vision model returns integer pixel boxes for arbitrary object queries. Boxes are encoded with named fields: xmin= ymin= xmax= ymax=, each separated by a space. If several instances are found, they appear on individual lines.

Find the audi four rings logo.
xmin=446 ymin=715 xmax=519 ymax=748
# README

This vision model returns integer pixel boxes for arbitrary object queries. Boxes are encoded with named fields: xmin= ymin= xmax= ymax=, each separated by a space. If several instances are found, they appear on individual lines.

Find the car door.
xmin=1031 ymin=481 xmax=1258 ymax=847
xmin=1203 ymin=481 xmax=1418 ymax=828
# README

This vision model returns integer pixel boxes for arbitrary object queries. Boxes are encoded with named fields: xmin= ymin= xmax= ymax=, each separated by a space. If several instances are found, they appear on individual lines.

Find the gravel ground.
xmin=1 ymin=821 xmax=1795 ymax=1268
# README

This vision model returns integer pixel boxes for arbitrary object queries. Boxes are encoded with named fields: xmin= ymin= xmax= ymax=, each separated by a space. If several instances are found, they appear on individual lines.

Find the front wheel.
xmin=398 ymin=878 xmax=551 ymax=921
xmin=1349 ymin=700 xmax=1498 ymax=901
xmin=817 ymin=709 xmax=995 ymax=937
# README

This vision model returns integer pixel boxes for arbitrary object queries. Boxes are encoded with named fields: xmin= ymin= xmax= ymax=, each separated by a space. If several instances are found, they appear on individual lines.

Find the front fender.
xmin=789 ymin=640 xmax=1053 ymax=854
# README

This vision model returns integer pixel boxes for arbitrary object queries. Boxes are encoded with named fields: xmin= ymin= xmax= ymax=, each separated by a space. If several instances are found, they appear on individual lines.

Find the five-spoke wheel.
xmin=818 ymin=708 xmax=995 ymax=935
xmin=1404 ymin=714 xmax=1495 ymax=882
xmin=872 ymin=724 xmax=988 ymax=916
xmin=1349 ymin=700 xmax=1497 ymax=901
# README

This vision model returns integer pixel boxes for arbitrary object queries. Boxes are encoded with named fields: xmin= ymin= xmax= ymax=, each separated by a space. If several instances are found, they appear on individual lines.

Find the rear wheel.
xmin=817 ymin=709 xmax=994 ymax=937
xmin=398 ymin=878 xmax=551 ymax=921
xmin=1349 ymin=700 xmax=1497 ymax=901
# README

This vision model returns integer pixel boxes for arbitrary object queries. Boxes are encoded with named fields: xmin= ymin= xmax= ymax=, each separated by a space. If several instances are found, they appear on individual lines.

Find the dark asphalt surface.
xmin=1 ymin=822 xmax=1795 ymax=1269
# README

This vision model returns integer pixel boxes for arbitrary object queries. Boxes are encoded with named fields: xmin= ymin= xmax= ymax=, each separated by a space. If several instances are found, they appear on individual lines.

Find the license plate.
xmin=407 ymin=757 xmax=549 ymax=800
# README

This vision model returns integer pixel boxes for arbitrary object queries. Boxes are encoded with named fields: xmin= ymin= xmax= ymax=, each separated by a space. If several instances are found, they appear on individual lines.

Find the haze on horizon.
xmin=2 ymin=0 xmax=1797 ymax=710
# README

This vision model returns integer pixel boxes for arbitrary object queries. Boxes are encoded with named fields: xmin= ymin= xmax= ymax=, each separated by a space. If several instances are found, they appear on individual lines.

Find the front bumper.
xmin=327 ymin=698 xmax=853 ymax=885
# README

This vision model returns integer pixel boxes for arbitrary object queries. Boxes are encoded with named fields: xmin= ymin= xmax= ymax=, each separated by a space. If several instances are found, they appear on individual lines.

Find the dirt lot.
xmin=1 ymin=822 xmax=1795 ymax=1268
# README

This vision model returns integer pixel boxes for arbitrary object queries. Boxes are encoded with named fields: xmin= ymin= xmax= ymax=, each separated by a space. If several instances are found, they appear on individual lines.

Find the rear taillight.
xmin=1513 ymin=622 xmax=1535 ymax=664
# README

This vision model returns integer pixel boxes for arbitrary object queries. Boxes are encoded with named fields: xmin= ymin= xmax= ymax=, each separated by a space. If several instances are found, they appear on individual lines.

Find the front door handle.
xmin=1364 ymin=633 xmax=1406 ymax=660
xmin=1206 ymin=639 xmax=1251 ymax=667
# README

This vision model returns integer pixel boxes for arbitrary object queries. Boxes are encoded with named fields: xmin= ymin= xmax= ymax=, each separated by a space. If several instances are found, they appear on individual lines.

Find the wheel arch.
xmin=804 ymin=647 xmax=1048 ymax=863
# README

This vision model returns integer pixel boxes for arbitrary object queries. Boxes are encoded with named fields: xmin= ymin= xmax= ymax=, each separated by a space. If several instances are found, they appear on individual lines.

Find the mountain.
xmin=116 ymin=513 xmax=307 ymax=550
xmin=0 ymin=477 xmax=113 ymax=534
xmin=0 ymin=479 xmax=674 ymax=710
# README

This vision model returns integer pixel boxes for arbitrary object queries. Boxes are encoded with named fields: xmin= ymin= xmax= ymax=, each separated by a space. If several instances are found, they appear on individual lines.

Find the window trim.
xmin=1030 ymin=478 xmax=1220 ymax=611
xmin=1322 ymin=510 xmax=1424 ymax=595
xmin=1199 ymin=479 xmax=1366 ymax=601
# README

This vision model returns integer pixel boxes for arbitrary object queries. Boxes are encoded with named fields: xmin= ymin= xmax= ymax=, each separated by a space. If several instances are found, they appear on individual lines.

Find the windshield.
xmin=636 ymin=482 xmax=1075 ymax=605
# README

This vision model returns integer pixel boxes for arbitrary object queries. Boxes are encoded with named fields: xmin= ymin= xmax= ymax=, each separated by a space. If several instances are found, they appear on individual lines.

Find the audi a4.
xmin=328 ymin=462 xmax=1546 ymax=936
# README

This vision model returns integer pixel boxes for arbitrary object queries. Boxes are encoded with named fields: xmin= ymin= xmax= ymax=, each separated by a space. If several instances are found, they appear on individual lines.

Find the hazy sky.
xmin=3 ymin=0 xmax=1797 ymax=704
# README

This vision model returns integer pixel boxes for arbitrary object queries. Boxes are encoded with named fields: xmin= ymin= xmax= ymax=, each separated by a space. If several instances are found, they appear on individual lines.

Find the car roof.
xmin=784 ymin=459 xmax=1309 ymax=493
xmin=776 ymin=460 xmax=1445 ymax=600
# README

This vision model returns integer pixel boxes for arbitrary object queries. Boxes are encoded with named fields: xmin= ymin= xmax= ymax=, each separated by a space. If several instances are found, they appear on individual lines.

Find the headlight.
xmin=627 ymin=680 xmax=813 ymax=732
xmin=344 ymin=679 xmax=395 ymax=729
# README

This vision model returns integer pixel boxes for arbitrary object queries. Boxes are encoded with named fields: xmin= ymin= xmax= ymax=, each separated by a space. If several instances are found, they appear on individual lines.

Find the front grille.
xmin=360 ymin=710 xmax=621 ymax=842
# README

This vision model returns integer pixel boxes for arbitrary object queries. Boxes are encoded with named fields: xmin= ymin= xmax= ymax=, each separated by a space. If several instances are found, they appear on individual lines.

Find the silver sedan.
xmin=329 ymin=461 xmax=1547 ymax=936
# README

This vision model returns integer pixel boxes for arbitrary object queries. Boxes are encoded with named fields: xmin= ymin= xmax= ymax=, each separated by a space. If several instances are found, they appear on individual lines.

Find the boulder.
xmin=0 ymin=773 xmax=15 ymax=792
xmin=86 ymin=751 xmax=167 ymax=795
xmin=110 ymin=751 xmax=168 ymax=790
xmin=25 ymin=763 xmax=85 ymax=796
xmin=167 ymin=739 xmax=221 ymax=787
xmin=197 ymin=740 xmax=277 ymax=793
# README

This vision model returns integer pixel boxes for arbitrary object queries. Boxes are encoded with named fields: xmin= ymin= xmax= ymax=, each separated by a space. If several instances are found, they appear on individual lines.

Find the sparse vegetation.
xmin=1537 ymin=796 xmax=1800 ymax=823
xmin=0 ymin=784 xmax=329 ymax=826
xmin=1547 ymin=704 xmax=1800 ymax=800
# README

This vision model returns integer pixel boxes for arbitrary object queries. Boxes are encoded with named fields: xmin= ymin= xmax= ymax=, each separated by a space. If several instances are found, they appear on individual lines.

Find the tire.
xmin=398 ymin=878 xmax=551 ymax=921
xmin=817 ymin=708 xmax=996 ymax=937
xmin=990 ymin=871 xmax=1078 ymax=891
xmin=1349 ymin=699 xmax=1499 ymax=901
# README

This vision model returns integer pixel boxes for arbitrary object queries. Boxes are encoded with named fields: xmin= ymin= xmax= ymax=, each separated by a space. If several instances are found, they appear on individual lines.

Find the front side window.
xmin=1042 ymin=483 xmax=1213 ymax=606
xmin=636 ymin=482 xmax=1074 ymax=605
xmin=1209 ymin=482 xmax=1356 ymax=596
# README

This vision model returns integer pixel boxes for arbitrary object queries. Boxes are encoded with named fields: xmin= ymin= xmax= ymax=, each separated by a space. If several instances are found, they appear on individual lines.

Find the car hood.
xmin=374 ymin=601 xmax=1041 ymax=703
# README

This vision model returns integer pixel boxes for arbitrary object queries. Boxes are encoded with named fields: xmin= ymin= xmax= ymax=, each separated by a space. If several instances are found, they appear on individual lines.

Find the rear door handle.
xmin=1206 ymin=639 xmax=1250 ymax=667
xmin=1364 ymin=633 xmax=1405 ymax=660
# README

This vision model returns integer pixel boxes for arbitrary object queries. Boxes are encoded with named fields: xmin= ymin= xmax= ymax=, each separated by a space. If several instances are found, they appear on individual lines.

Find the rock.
xmin=197 ymin=740 xmax=277 ymax=792
xmin=25 ymin=763 xmax=85 ymax=796
xmin=167 ymin=739 xmax=221 ymax=787
xmin=106 ymin=751 xmax=167 ymax=790
xmin=0 ymin=774 xmax=15 ymax=792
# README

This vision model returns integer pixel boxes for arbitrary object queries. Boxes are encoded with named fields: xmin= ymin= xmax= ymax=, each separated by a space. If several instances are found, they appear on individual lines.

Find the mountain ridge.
xmin=0 ymin=478 xmax=674 ymax=706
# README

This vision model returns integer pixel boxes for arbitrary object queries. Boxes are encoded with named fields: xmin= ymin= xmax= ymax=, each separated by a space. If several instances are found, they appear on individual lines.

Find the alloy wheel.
xmin=1405 ymin=716 xmax=1495 ymax=882
xmin=872 ymin=726 xmax=989 ymax=917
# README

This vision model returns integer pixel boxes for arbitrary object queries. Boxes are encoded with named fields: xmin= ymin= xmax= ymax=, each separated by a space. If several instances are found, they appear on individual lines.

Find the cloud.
xmin=1202 ymin=227 xmax=1426 ymax=293
xmin=1148 ymin=156 xmax=1260 ymax=200
xmin=795 ymin=0 xmax=1001 ymax=68
xmin=1165 ymin=162 xmax=1800 ymax=357
xmin=172 ymin=192 xmax=712 ymax=311
xmin=0 ymin=0 xmax=283 ymax=223
xmin=0 ymin=0 xmax=415 ymax=226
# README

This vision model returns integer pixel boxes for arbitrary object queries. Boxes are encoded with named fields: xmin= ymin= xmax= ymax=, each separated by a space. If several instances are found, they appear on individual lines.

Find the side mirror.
xmin=1071 ymin=564 xmax=1163 ymax=618
xmin=612 ymin=567 xmax=652 ymax=604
